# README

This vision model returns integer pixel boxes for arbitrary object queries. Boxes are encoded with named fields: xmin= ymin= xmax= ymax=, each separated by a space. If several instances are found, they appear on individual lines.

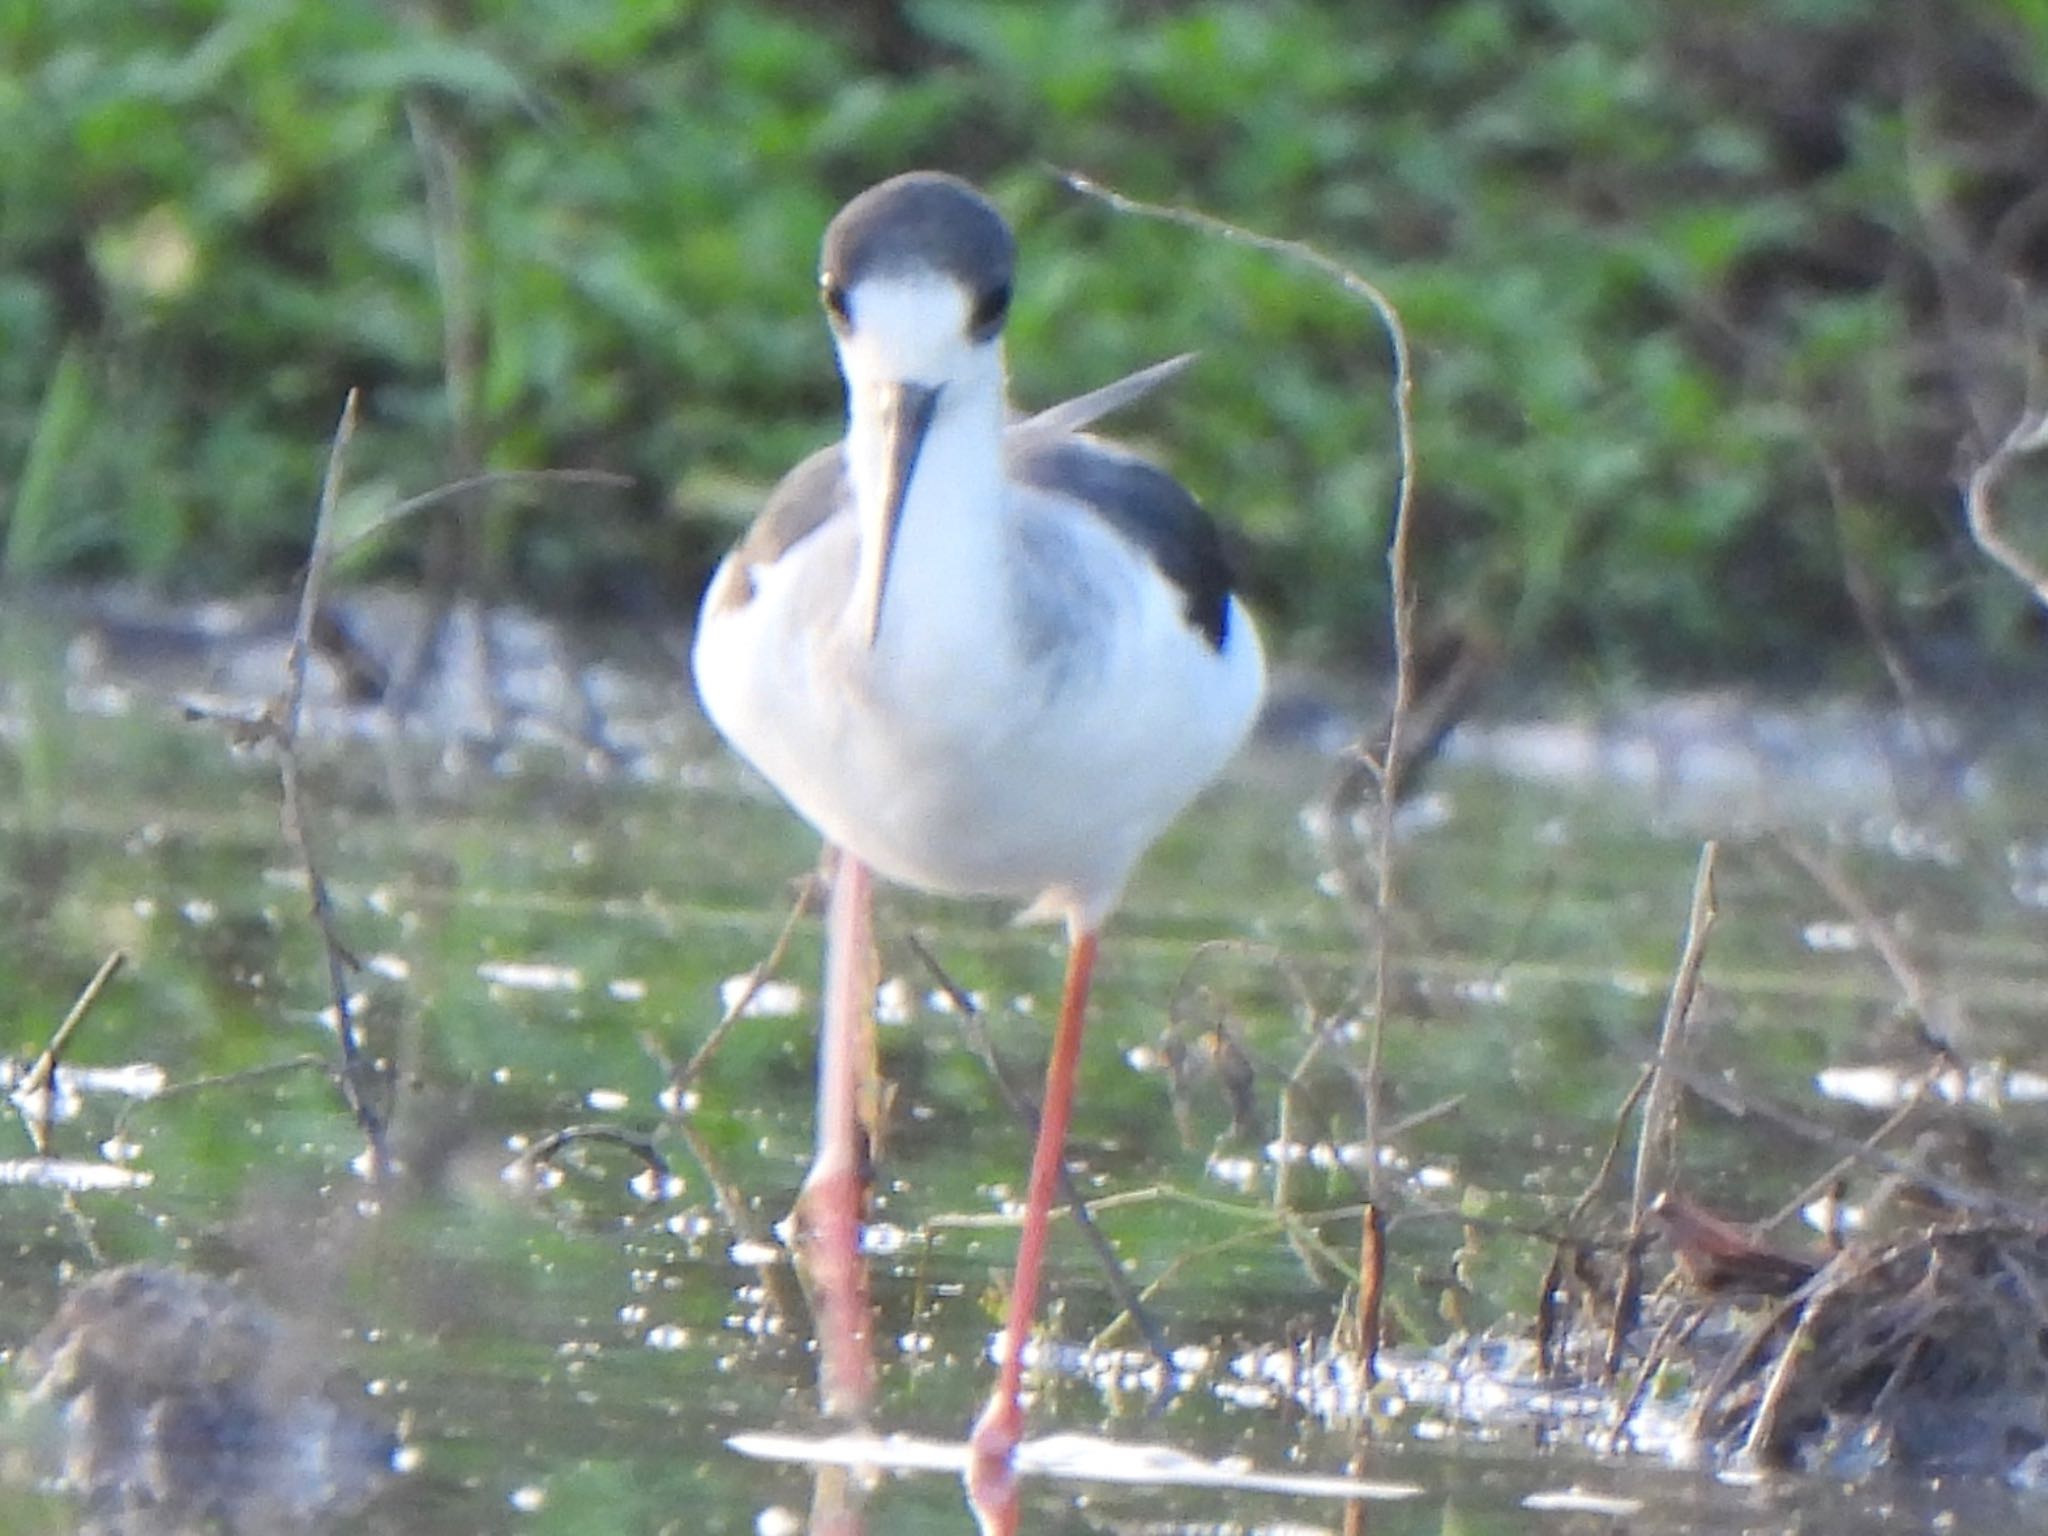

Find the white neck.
xmin=843 ymin=360 xmax=1010 ymax=657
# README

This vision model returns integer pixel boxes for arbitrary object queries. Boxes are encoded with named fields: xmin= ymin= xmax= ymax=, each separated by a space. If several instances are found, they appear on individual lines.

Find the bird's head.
xmin=819 ymin=172 xmax=1016 ymax=644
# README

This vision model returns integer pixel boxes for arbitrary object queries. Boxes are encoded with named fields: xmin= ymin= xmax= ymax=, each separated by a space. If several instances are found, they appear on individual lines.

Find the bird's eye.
xmin=821 ymin=279 xmax=852 ymax=328
xmin=970 ymin=281 xmax=1011 ymax=337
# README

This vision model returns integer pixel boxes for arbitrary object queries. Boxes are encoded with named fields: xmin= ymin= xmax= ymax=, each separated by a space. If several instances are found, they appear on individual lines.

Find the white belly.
xmin=692 ymin=502 xmax=1264 ymax=929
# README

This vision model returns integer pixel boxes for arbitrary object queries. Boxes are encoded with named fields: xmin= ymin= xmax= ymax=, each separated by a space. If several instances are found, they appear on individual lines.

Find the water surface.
xmin=3 ymin=597 xmax=2047 ymax=1534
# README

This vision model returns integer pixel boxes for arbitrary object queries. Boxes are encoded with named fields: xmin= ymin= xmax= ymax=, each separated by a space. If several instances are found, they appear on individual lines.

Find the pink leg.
xmin=965 ymin=928 xmax=1100 ymax=1536
xmin=807 ymin=1466 xmax=864 ymax=1536
xmin=793 ymin=850 xmax=878 ymax=1423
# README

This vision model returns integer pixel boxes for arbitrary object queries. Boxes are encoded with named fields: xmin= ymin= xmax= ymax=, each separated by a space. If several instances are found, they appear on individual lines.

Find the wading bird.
xmin=692 ymin=171 xmax=1265 ymax=1533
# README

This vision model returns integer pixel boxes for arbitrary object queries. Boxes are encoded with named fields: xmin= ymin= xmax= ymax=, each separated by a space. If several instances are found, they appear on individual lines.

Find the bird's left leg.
xmin=965 ymin=926 xmax=1100 ymax=1535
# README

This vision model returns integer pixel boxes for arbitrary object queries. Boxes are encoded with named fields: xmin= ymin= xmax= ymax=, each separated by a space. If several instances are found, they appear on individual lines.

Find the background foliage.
xmin=7 ymin=0 xmax=2048 ymax=681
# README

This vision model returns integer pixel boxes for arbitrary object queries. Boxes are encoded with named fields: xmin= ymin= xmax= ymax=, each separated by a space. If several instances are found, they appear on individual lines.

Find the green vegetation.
xmin=5 ymin=0 xmax=2047 ymax=678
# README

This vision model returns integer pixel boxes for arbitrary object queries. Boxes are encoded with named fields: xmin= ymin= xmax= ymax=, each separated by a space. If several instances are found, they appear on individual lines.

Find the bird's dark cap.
xmin=821 ymin=172 xmax=1015 ymax=297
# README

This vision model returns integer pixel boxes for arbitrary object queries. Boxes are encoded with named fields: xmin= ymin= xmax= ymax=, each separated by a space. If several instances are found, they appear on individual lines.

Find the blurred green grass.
xmin=3 ymin=0 xmax=2045 ymax=679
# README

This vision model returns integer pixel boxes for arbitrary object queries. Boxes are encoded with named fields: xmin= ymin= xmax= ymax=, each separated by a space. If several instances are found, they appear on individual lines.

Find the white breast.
xmin=692 ymin=482 xmax=1264 ymax=930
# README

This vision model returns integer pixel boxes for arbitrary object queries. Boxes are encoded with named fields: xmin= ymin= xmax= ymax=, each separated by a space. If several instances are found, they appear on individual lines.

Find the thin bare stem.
xmin=333 ymin=469 xmax=634 ymax=560
xmin=1898 ymin=53 xmax=2048 ymax=611
xmin=1051 ymin=170 xmax=1422 ymax=1218
xmin=1961 ymin=385 xmax=2048 ymax=609
xmin=672 ymin=869 xmax=819 ymax=1094
xmin=1810 ymin=442 xmax=1940 ymax=774
xmin=1757 ymin=1062 xmax=1940 ymax=1234
xmin=641 ymin=1030 xmax=805 ymax=1325
xmin=279 ymin=390 xmax=391 ymax=1181
xmin=1673 ymin=1062 xmax=2047 ymax=1225
xmin=1596 ymin=842 xmax=1717 ymax=1381
xmin=1779 ymin=837 xmax=1971 ymax=1047
xmin=19 ymin=950 xmax=126 ymax=1155
xmin=1565 ymin=1063 xmax=1657 ymax=1233
xmin=1629 ymin=841 xmax=1720 ymax=1219
xmin=283 ymin=392 xmax=359 ymax=742
xmin=1738 ymin=1277 xmax=1837 ymax=1464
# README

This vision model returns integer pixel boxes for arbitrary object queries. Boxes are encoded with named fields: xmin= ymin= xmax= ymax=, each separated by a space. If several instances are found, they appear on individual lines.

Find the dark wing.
xmin=702 ymin=443 xmax=848 ymax=616
xmin=1006 ymin=434 xmax=1236 ymax=651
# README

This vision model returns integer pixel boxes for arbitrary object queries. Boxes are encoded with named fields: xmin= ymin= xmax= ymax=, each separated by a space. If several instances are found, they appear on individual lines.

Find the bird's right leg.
xmin=793 ymin=847 xmax=879 ymax=1422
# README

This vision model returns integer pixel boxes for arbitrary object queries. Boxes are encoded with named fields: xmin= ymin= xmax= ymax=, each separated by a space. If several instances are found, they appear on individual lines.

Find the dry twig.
xmin=1779 ymin=837 xmax=1971 ymax=1049
xmin=331 ymin=469 xmax=633 ymax=562
xmin=670 ymin=866 xmax=821 ymax=1095
xmin=16 ymin=950 xmax=126 ymax=1155
xmin=642 ymin=1030 xmax=805 ymax=1325
xmin=1962 ymin=390 xmax=2048 ymax=609
xmin=259 ymin=392 xmax=394 ymax=1181
xmin=1629 ymin=842 xmax=1721 ymax=1220
xmin=1354 ymin=1201 xmax=1385 ymax=1384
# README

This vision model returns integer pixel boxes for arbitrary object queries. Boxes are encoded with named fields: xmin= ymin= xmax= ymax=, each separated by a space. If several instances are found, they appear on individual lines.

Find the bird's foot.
xmin=964 ymin=1391 xmax=1022 ymax=1536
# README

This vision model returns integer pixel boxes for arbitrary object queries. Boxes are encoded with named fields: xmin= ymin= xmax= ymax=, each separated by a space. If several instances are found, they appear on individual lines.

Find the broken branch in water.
xmin=16 ymin=950 xmax=126 ymax=1156
xmin=1606 ymin=840 xmax=1721 ymax=1376
xmin=277 ymin=391 xmax=391 ymax=1182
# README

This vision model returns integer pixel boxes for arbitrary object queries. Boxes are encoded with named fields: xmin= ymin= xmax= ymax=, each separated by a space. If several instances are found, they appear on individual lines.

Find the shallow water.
xmin=3 ymin=595 xmax=2048 ymax=1534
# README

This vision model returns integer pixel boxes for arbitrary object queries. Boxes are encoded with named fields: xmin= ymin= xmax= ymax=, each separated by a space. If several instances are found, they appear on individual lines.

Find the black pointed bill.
xmin=861 ymin=381 xmax=940 ymax=648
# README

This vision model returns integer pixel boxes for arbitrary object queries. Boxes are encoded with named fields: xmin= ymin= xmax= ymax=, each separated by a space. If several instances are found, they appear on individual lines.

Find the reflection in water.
xmin=3 ymin=1265 xmax=397 ymax=1534
xmin=730 ymin=1426 xmax=1427 ymax=1499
